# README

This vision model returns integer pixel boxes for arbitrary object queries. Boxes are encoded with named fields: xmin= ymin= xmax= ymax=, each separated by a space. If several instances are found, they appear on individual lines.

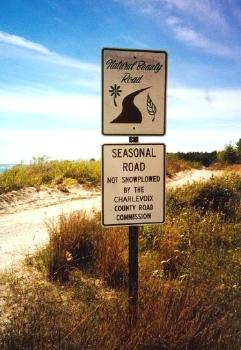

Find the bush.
xmin=167 ymin=173 xmax=241 ymax=220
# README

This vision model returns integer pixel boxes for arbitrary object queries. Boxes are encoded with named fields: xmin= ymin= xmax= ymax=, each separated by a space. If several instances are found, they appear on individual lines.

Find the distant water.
xmin=0 ymin=164 xmax=14 ymax=173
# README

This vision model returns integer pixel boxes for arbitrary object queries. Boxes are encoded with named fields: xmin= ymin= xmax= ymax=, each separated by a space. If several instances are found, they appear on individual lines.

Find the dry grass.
xmin=210 ymin=163 xmax=241 ymax=172
xmin=46 ymin=211 xmax=128 ymax=287
xmin=0 ymin=159 xmax=101 ymax=194
xmin=166 ymin=155 xmax=191 ymax=178
xmin=1 ymin=266 xmax=239 ymax=350
xmin=0 ymin=156 xmax=192 ymax=195
xmin=1 ymin=173 xmax=241 ymax=349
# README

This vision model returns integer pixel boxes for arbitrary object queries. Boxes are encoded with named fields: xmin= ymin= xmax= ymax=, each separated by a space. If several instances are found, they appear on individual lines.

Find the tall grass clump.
xmin=166 ymin=154 xmax=191 ymax=177
xmin=46 ymin=211 xmax=128 ymax=287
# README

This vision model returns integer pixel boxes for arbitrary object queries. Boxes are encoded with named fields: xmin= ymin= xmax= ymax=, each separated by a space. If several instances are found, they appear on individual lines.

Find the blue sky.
xmin=0 ymin=0 xmax=241 ymax=162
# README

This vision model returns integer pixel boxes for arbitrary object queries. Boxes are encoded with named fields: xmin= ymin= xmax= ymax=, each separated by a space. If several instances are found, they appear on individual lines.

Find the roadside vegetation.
xmin=0 ymin=155 xmax=191 ymax=195
xmin=1 ymin=138 xmax=240 ymax=195
xmin=1 ymin=172 xmax=241 ymax=349
xmin=166 ymin=154 xmax=191 ymax=177
xmin=0 ymin=156 xmax=101 ymax=195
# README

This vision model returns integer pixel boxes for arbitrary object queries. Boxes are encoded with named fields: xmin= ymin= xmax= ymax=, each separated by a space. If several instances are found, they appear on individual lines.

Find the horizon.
xmin=1 ymin=1 xmax=241 ymax=163
xmin=0 ymin=143 xmax=235 ymax=166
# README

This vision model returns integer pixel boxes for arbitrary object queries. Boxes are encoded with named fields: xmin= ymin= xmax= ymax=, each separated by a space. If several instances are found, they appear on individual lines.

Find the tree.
xmin=236 ymin=139 xmax=241 ymax=162
xmin=222 ymin=144 xmax=238 ymax=164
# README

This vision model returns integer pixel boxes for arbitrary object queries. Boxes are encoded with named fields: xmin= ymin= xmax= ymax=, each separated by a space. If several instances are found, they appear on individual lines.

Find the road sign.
xmin=102 ymin=143 xmax=165 ymax=226
xmin=102 ymin=48 xmax=167 ymax=136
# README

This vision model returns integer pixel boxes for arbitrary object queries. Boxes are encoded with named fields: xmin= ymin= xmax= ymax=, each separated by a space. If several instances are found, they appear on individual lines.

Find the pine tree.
xmin=223 ymin=144 xmax=238 ymax=164
xmin=236 ymin=139 xmax=241 ymax=162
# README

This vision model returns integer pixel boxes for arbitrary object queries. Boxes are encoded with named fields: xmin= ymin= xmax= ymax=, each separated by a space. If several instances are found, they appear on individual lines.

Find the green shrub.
xmin=167 ymin=173 xmax=241 ymax=220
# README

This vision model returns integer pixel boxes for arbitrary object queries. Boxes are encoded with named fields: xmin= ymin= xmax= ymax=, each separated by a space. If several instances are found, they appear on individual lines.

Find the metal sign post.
xmin=129 ymin=136 xmax=139 ymax=327
xmin=129 ymin=224 xmax=138 ymax=326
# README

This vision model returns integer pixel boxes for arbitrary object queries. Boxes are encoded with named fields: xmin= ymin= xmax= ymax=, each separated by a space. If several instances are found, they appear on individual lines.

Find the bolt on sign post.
xmin=102 ymin=48 xmax=167 ymax=136
xmin=101 ymin=48 xmax=167 ymax=327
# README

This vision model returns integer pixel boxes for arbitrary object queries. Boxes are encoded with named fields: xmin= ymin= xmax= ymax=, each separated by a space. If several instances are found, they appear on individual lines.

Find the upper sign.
xmin=102 ymin=48 xmax=167 ymax=136
xmin=102 ymin=144 xmax=166 ymax=226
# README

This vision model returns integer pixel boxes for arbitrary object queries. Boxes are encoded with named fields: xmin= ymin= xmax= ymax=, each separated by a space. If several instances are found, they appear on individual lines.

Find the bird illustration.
xmin=111 ymin=86 xmax=150 ymax=123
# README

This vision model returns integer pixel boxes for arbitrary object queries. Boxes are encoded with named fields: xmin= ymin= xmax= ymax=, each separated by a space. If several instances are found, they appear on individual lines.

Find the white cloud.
xmin=168 ymin=87 xmax=241 ymax=122
xmin=0 ymin=129 xmax=125 ymax=163
xmin=0 ymin=86 xmax=240 ymax=128
xmin=164 ymin=0 xmax=228 ymax=30
xmin=119 ymin=0 xmax=228 ymax=30
xmin=0 ymin=89 xmax=100 ymax=122
xmin=0 ymin=31 xmax=99 ymax=72
xmin=163 ymin=129 xmax=241 ymax=152
xmin=0 ymin=85 xmax=240 ymax=162
xmin=48 ymin=53 xmax=100 ymax=71
xmin=166 ymin=20 xmax=236 ymax=58
xmin=0 ymin=127 xmax=239 ymax=163
xmin=0 ymin=31 xmax=51 ymax=55
xmin=118 ymin=0 xmax=241 ymax=58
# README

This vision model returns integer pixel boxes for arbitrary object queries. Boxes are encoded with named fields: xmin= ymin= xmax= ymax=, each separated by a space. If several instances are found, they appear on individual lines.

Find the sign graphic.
xmin=102 ymin=48 xmax=167 ymax=135
xmin=102 ymin=144 xmax=165 ymax=226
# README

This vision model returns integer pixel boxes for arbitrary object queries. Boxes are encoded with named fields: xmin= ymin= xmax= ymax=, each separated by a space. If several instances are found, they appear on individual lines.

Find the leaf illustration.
xmin=147 ymin=93 xmax=157 ymax=121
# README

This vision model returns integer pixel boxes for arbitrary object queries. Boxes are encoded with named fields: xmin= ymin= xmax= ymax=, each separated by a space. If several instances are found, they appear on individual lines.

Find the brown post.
xmin=128 ymin=225 xmax=139 ymax=326
xmin=128 ymin=136 xmax=139 ymax=327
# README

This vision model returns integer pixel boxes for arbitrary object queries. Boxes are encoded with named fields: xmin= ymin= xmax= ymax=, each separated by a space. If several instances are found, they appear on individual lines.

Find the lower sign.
xmin=102 ymin=144 xmax=166 ymax=226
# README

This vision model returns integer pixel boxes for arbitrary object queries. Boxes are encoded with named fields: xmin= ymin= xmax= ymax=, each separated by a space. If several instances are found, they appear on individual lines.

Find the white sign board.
xmin=102 ymin=48 xmax=167 ymax=136
xmin=102 ymin=144 xmax=165 ymax=226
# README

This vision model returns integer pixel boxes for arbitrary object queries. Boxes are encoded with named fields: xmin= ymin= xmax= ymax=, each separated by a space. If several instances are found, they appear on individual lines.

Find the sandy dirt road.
xmin=0 ymin=194 xmax=101 ymax=271
xmin=166 ymin=168 xmax=223 ymax=188
xmin=0 ymin=169 xmax=223 ymax=271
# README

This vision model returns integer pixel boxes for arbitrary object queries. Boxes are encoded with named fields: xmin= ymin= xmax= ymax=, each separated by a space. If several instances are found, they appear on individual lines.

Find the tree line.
xmin=175 ymin=139 xmax=241 ymax=166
